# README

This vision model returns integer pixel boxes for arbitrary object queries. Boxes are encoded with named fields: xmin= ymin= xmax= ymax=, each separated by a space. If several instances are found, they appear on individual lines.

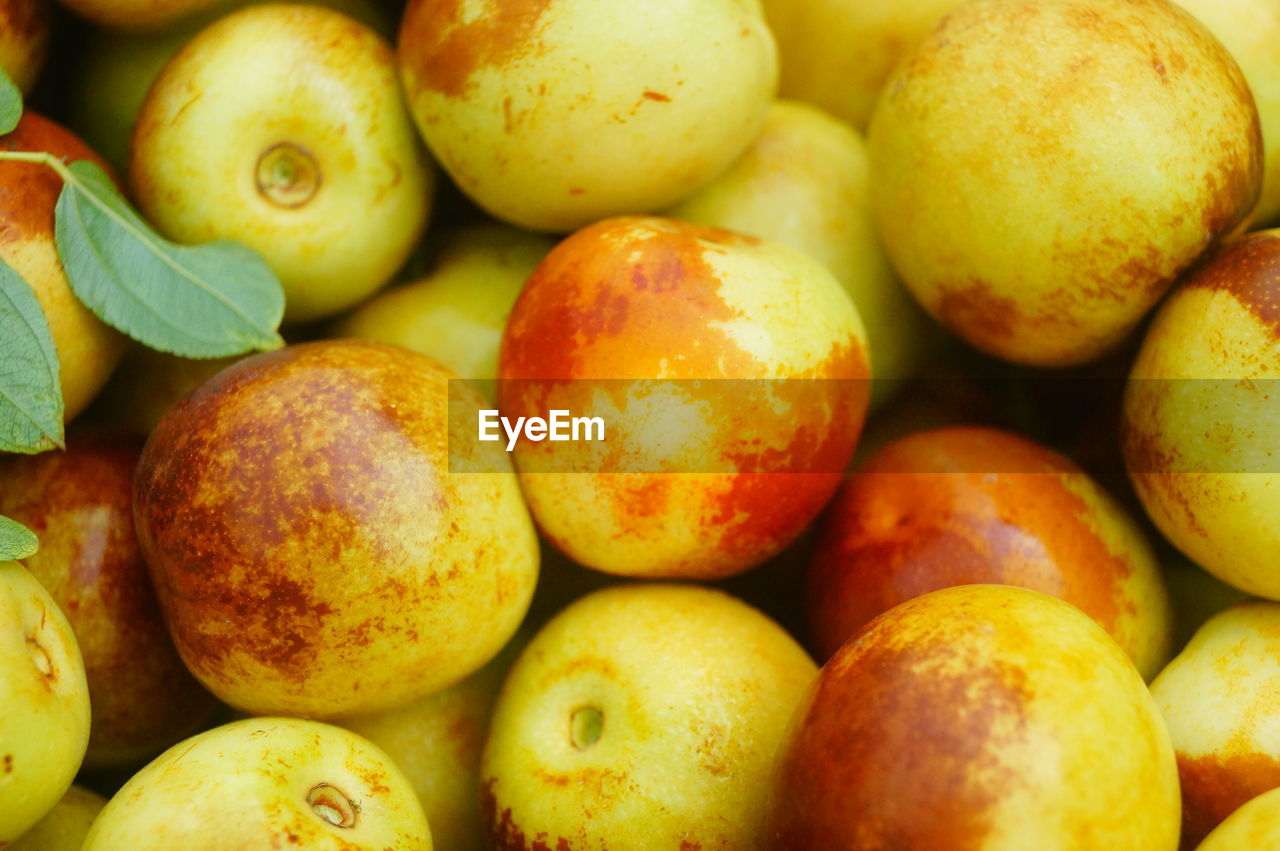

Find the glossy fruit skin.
xmin=0 ymin=0 xmax=48 ymax=93
xmin=497 ymin=216 xmax=870 ymax=579
xmin=0 ymin=432 xmax=220 ymax=769
xmin=762 ymin=0 xmax=960 ymax=131
xmin=81 ymin=718 xmax=432 ymax=850
xmin=808 ymin=426 xmax=1173 ymax=677
xmin=482 ymin=584 xmax=817 ymax=850
xmin=869 ymin=0 xmax=1261 ymax=366
xmin=0 ymin=113 xmax=126 ymax=421
xmin=397 ymin=0 xmax=777 ymax=232
xmin=1176 ymin=0 xmax=1280 ymax=225
xmin=0 ymin=561 xmax=90 ymax=844
xmin=133 ymin=339 xmax=539 ymax=718
xmin=1149 ymin=603 xmax=1280 ymax=846
xmin=1123 ymin=230 xmax=1280 ymax=599
xmin=131 ymin=4 xmax=432 ymax=322
xmin=668 ymin=99 xmax=937 ymax=407
xmin=767 ymin=584 xmax=1181 ymax=850
xmin=8 ymin=785 xmax=105 ymax=851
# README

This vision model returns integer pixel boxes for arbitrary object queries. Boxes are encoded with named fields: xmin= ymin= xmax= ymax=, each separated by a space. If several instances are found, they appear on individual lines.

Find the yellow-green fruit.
xmin=1150 ymin=603 xmax=1280 ymax=845
xmin=0 ymin=561 xmax=90 ymax=844
xmin=55 ymin=0 xmax=222 ymax=31
xmin=668 ymin=99 xmax=936 ymax=404
xmin=131 ymin=3 xmax=432 ymax=322
xmin=340 ymin=635 xmax=524 ymax=851
xmin=397 ymin=0 xmax=777 ymax=232
xmin=482 ymin=584 xmax=817 ymax=849
xmin=768 ymin=584 xmax=1181 ymax=848
xmin=0 ymin=0 xmax=48 ymax=93
xmin=1122 ymin=230 xmax=1280 ymax=598
xmin=762 ymin=0 xmax=959 ymax=131
xmin=1174 ymin=0 xmax=1280 ymax=225
xmin=337 ymin=224 xmax=554 ymax=400
xmin=869 ymin=0 xmax=1260 ymax=366
xmin=9 ymin=786 xmax=105 ymax=851
xmin=82 ymin=718 xmax=432 ymax=850
xmin=67 ymin=0 xmax=392 ymax=172
xmin=1199 ymin=787 xmax=1280 ymax=850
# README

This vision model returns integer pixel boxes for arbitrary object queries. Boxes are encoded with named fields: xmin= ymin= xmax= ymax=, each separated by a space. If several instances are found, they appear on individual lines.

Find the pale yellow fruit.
xmin=340 ymin=635 xmax=524 ymax=851
xmin=131 ymin=3 xmax=433 ymax=322
xmin=668 ymin=99 xmax=937 ymax=405
xmin=56 ymin=0 xmax=222 ymax=31
xmin=1150 ymin=602 xmax=1280 ymax=845
xmin=769 ymin=584 xmax=1181 ymax=848
xmin=82 ymin=718 xmax=432 ymax=850
xmin=1175 ymin=0 xmax=1280 ymax=225
xmin=762 ymin=0 xmax=960 ymax=131
xmin=1122 ymin=230 xmax=1280 ymax=598
xmin=869 ymin=0 xmax=1261 ymax=366
xmin=0 ymin=561 xmax=90 ymax=844
xmin=482 ymin=584 xmax=817 ymax=848
xmin=397 ymin=0 xmax=777 ymax=232
xmin=337 ymin=224 xmax=554 ymax=400
xmin=67 ymin=0 xmax=393 ymax=172
xmin=9 ymin=786 xmax=105 ymax=851
xmin=1199 ymin=787 xmax=1280 ymax=850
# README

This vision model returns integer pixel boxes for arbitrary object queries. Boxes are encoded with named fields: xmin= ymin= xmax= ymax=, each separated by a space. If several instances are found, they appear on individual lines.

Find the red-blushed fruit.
xmin=0 ymin=431 xmax=220 ymax=769
xmin=497 ymin=216 xmax=870 ymax=579
xmin=132 ymin=339 xmax=539 ymax=718
xmin=0 ymin=0 xmax=48 ymax=93
xmin=808 ymin=426 xmax=1173 ymax=677
xmin=0 ymin=113 xmax=126 ymax=421
xmin=766 ymin=584 xmax=1180 ymax=850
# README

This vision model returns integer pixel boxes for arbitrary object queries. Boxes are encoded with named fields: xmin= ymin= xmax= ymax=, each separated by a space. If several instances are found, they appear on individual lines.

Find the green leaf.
xmin=0 ymin=256 xmax=63 ymax=453
xmin=0 ymin=66 xmax=20 ymax=136
xmin=0 ymin=515 xmax=37 ymax=560
xmin=54 ymin=159 xmax=285 ymax=358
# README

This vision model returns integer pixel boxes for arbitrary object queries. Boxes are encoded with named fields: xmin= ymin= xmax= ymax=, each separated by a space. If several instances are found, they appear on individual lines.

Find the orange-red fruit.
xmin=0 ymin=431 xmax=219 ymax=768
xmin=808 ymin=426 xmax=1172 ymax=677
xmin=133 ymin=339 xmax=539 ymax=718
xmin=0 ymin=113 xmax=125 ymax=420
xmin=497 ymin=216 xmax=870 ymax=579
xmin=767 ymin=584 xmax=1181 ymax=850
xmin=0 ymin=0 xmax=48 ymax=93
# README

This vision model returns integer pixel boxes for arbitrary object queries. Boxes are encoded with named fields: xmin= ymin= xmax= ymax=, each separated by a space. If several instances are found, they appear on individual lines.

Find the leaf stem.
xmin=0 ymin=149 xmax=72 ymax=181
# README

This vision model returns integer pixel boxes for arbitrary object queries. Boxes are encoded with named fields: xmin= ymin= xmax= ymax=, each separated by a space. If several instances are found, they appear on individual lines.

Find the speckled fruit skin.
xmin=1176 ymin=0 xmax=1280 ymax=226
xmin=8 ymin=785 xmax=105 ymax=851
xmin=481 ymin=584 xmax=817 ymax=850
xmin=132 ymin=339 xmax=539 ymax=718
xmin=1149 ymin=603 xmax=1280 ymax=846
xmin=55 ymin=0 xmax=221 ymax=31
xmin=1198 ymin=786 xmax=1280 ymax=850
xmin=767 ymin=584 xmax=1181 ymax=850
xmin=0 ymin=561 xmax=90 ymax=845
xmin=0 ymin=0 xmax=47 ymax=93
xmin=668 ymin=100 xmax=936 ymax=407
xmin=868 ymin=0 xmax=1261 ymax=366
xmin=0 ymin=113 xmax=126 ymax=421
xmin=397 ymin=0 xmax=777 ymax=232
xmin=1122 ymin=230 xmax=1280 ymax=599
xmin=0 ymin=432 xmax=220 ymax=769
xmin=81 ymin=718 xmax=432 ymax=850
xmin=497 ymin=216 xmax=870 ymax=579
xmin=340 ymin=633 xmax=525 ymax=851
xmin=762 ymin=0 xmax=960 ymax=131
xmin=809 ymin=426 xmax=1173 ymax=677
xmin=131 ymin=4 xmax=432 ymax=322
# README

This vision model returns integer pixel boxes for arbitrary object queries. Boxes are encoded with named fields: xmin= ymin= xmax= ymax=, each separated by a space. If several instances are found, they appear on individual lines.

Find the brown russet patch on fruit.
xmin=0 ymin=0 xmax=46 ymax=45
xmin=808 ymin=427 xmax=1141 ymax=661
xmin=1183 ymin=233 xmax=1280 ymax=338
xmin=642 ymin=91 xmax=670 ymax=102
xmin=0 ymin=113 xmax=113 ymax=247
xmin=2 ymin=753 xmax=10 ymax=773
xmin=934 ymin=280 xmax=1019 ymax=348
xmin=400 ymin=0 xmax=554 ymax=98
xmin=1177 ymin=750 xmax=1280 ymax=847
xmin=769 ymin=606 xmax=1030 ymax=849
xmin=484 ymin=777 xmax=568 ymax=851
